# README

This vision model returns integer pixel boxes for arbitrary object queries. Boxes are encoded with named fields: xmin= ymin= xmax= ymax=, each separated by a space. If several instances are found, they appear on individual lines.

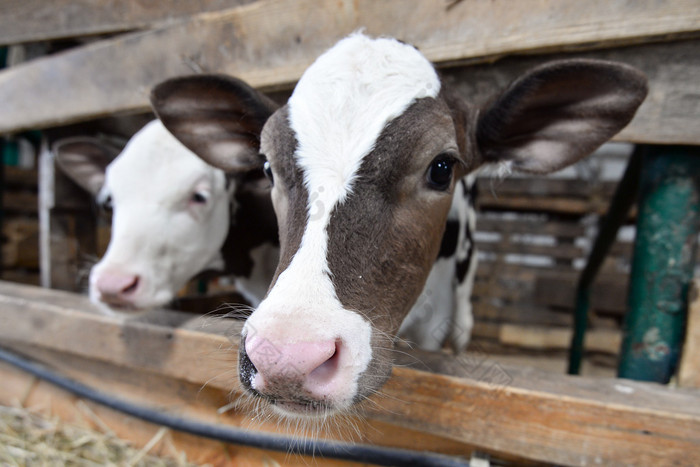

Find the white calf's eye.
xmin=99 ymin=194 xmax=113 ymax=211
xmin=263 ymin=159 xmax=274 ymax=186
xmin=191 ymin=192 xmax=208 ymax=204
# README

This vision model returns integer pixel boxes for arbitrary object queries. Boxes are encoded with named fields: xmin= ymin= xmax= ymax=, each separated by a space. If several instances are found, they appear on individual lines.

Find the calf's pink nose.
xmin=95 ymin=271 xmax=140 ymax=298
xmin=245 ymin=335 xmax=340 ymax=393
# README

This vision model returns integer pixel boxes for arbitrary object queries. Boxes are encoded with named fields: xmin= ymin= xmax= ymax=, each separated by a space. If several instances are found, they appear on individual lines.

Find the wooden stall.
xmin=1 ymin=0 xmax=699 ymax=465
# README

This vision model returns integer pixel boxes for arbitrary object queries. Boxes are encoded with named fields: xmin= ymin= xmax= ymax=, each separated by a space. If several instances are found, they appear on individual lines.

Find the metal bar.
xmin=618 ymin=146 xmax=700 ymax=382
xmin=568 ymin=146 xmax=645 ymax=374
xmin=0 ymin=46 xmax=6 ymax=276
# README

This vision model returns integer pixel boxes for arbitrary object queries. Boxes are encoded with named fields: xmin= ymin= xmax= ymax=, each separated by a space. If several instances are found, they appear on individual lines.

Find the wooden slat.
xmin=499 ymin=324 xmax=621 ymax=354
xmin=0 ymin=281 xmax=700 ymax=465
xmin=0 ymin=270 xmax=40 ymax=285
xmin=1 ymin=218 xmax=39 ymax=269
xmin=679 ymin=279 xmax=700 ymax=388
xmin=0 ymin=0 xmax=699 ymax=134
xmin=2 ymin=191 xmax=38 ymax=214
xmin=473 ymin=303 xmax=573 ymax=329
xmin=477 ymin=241 xmax=585 ymax=261
xmin=476 ymin=178 xmax=616 ymax=199
xmin=0 ymin=361 xmax=382 ymax=467
xmin=535 ymin=273 xmax=629 ymax=314
xmin=0 ymin=0 xmax=254 ymax=45
xmin=476 ymin=217 xmax=586 ymax=239
xmin=3 ymin=166 xmax=38 ymax=189
xmin=477 ymin=192 xmax=608 ymax=216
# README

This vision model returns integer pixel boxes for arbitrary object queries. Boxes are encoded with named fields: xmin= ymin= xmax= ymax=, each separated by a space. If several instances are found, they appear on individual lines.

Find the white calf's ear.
xmin=476 ymin=59 xmax=648 ymax=174
xmin=53 ymin=137 xmax=118 ymax=196
xmin=150 ymin=74 xmax=278 ymax=173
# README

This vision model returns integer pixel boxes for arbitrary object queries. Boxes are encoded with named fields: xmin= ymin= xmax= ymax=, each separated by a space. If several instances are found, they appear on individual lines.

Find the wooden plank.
xmin=535 ymin=274 xmax=629 ymax=314
xmin=1 ymin=191 xmax=38 ymax=214
xmin=1 ymin=281 xmax=700 ymax=465
xmin=477 ymin=192 xmax=608 ymax=216
xmin=473 ymin=303 xmax=573 ymax=328
xmin=0 ymin=0 xmax=254 ymax=45
xmin=0 ymin=0 xmax=699 ymax=134
xmin=476 ymin=218 xmax=585 ymax=239
xmin=0 ymin=361 xmax=384 ymax=467
xmin=3 ymin=166 xmax=37 ymax=189
xmin=476 ymin=178 xmax=617 ymax=200
xmin=1 ymin=218 xmax=39 ymax=269
xmin=679 ymin=279 xmax=700 ymax=388
xmin=0 ymin=270 xmax=40 ymax=285
xmin=499 ymin=324 xmax=621 ymax=354
xmin=477 ymin=241 xmax=585 ymax=261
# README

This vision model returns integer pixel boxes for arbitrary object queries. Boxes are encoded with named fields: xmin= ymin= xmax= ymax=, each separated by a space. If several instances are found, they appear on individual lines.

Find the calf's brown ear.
xmin=53 ymin=137 xmax=119 ymax=196
xmin=150 ymin=74 xmax=278 ymax=173
xmin=475 ymin=59 xmax=648 ymax=174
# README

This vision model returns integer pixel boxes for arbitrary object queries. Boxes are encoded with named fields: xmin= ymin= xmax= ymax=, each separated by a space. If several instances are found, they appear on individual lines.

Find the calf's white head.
xmin=152 ymin=34 xmax=647 ymax=417
xmin=55 ymin=120 xmax=236 ymax=311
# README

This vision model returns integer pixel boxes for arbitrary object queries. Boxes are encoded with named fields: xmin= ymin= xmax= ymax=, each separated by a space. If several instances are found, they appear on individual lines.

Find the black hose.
xmin=0 ymin=346 xmax=469 ymax=467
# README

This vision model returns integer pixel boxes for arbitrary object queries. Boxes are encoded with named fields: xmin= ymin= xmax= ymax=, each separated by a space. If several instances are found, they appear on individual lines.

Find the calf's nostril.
xmin=95 ymin=272 xmax=141 ymax=299
xmin=308 ymin=341 xmax=341 ymax=385
xmin=122 ymin=276 xmax=139 ymax=295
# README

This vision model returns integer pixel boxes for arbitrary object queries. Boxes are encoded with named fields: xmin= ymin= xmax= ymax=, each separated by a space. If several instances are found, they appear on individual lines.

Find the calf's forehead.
xmin=106 ymin=121 xmax=221 ymax=200
xmin=286 ymin=34 xmax=441 ymax=201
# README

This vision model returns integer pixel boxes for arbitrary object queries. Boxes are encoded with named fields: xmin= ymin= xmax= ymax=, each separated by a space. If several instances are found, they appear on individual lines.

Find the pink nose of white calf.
xmin=245 ymin=335 xmax=340 ymax=397
xmin=94 ymin=271 xmax=140 ymax=306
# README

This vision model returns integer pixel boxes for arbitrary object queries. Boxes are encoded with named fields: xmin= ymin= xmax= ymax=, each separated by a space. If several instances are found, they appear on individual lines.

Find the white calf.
xmin=54 ymin=120 xmax=278 ymax=312
xmin=151 ymin=33 xmax=647 ymax=417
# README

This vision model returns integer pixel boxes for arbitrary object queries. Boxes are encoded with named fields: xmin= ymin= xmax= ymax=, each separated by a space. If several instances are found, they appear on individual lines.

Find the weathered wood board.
xmin=679 ymin=279 xmax=700 ymax=389
xmin=0 ymin=281 xmax=699 ymax=466
xmin=0 ymin=0 xmax=699 ymax=136
xmin=0 ymin=0 xmax=254 ymax=46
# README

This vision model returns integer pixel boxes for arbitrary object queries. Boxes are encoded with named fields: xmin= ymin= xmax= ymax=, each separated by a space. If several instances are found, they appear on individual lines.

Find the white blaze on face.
xmin=89 ymin=120 xmax=230 ymax=310
xmin=244 ymin=34 xmax=440 ymax=407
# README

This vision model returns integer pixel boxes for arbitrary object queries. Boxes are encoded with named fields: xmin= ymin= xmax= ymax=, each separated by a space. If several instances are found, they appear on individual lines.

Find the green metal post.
xmin=568 ymin=146 xmax=644 ymax=374
xmin=618 ymin=146 xmax=700 ymax=383
xmin=0 ymin=46 xmax=6 ymax=275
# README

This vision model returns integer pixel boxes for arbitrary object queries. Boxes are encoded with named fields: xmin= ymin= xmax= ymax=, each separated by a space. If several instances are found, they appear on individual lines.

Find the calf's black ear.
xmin=150 ymin=74 xmax=278 ymax=173
xmin=475 ymin=59 xmax=648 ymax=174
xmin=53 ymin=137 xmax=119 ymax=196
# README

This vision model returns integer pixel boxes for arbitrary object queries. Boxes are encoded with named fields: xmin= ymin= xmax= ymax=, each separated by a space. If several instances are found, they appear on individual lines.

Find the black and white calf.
xmin=54 ymin=120 xmax=279 ymax=312
xmin=152 ymin=33 xmax=647 ymax=417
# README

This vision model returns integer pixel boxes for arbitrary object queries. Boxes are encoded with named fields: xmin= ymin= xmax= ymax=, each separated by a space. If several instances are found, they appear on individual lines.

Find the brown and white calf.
xmin=152 ymin=33 xmax=647 ymax=417
xmin=54 ymin=120 xmax=279 ymax=312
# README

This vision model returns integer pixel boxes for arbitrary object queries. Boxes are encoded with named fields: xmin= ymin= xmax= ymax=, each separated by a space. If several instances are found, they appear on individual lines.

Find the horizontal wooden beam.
xmin=0 ymin=0 xmax=698 ymax=137
xmin=0 ymin=0 xmax=253 ymax=46
xmin=0 ymin=281 xmax=699 ymax=465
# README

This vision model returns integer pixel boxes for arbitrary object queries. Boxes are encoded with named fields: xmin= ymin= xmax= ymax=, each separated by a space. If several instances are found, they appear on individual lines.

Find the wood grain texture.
xmin=0 ymin=0 xmax=699 ymax=135
xmin=0 ymin=281 xmax=699 ymax=465
xmin=679 ymin=279 xmax=700 ymax=388
xmin=0 ymin=0 xmax=253 ymax=45
xmin=498 ymin=324 xmax=621 ymax=353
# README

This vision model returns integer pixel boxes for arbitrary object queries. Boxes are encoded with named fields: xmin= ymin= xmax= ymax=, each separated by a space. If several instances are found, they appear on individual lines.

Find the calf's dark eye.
xmin=191 ymin=192 xmax=208 ymax=204
xmin=263 ymin=159 xmax=274 ymax=186
xmin=426 ymin=155 xmax=456 ymax=191
xmin=101 ymin=195 xmax=113 ymax=211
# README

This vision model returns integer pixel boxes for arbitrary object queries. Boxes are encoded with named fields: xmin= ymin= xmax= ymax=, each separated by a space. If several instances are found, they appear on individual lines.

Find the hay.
xmin=0 ymin=405 xmax=200 ymax=466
